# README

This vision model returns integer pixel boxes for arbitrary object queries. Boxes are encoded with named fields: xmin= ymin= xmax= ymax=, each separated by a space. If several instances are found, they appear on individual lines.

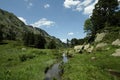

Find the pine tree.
xmin=23 ymin=32 xmax=30 ymax=46
xmin=71 ymin=38 xmax=78 ymax=47
xmin=23 ymin=32 xmax=35 ymax=46
xmin=91 ymin=0 xmax=119 ymax=34
xmin=84 ymin=18 xmax=93 ymax=36
xmin=66 ymin=39 xmax=70 ymax=47
xmin=47 ymin=39 xmax=56 ymax=49
xmin=29 ymin=32 xmax=35 ymax=46
xmin=0 ymin=28 xmax=3 ymax=42
xmin=34 ymin=34 xmax=46 ymax=49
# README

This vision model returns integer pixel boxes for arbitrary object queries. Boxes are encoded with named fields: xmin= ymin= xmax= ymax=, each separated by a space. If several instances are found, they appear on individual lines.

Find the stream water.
xmin=44 ymin=53 xmax=68 ymax=80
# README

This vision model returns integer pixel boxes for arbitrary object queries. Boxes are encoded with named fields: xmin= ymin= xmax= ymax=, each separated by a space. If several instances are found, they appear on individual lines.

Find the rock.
xmin=74 ymin=45 xmax=84 ymax=53
xmin=112 ymin=39 xmax=120 ymax=46
xmin=84 ymin=44 xmax=90 ymax=51
xmin=91 ymin=57 xmax=96 ymax=60
xmin=106 ymin=47 xmax=110 ymax=50
xmin=96 ymin=43 xmax=107 ymax=49
xmin=21 ymin=48 xmax=26 ymax=51
xmin=86 ymin=46 xmax=94 ymax=53
xmin=95 ymin=33 xmax=106 ymax=42
xmin=112 ymin=49 xmax=120 ymax=57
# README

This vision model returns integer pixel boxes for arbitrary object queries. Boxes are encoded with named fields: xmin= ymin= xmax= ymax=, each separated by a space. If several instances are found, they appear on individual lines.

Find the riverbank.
xmin=0 ymin=41 xmax=59 ymax=80
xmin=62 ymin=47 xmax=120 ymax=80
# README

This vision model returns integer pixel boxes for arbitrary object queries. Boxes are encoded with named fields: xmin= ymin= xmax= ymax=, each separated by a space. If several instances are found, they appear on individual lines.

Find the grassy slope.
xmin=62 ymin=46 xmax=120 ymax=80
xmin=0 ymin=41 xmax=57 ymax=80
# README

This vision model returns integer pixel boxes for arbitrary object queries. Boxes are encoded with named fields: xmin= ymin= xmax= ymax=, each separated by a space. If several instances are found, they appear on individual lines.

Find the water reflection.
xmin=44 ymin=53 xmax=68 ymax=80
xmin=62 ymin=53 xmax=68 ymax=63
xmin=44 ymin=63 xmax=61 ymax=80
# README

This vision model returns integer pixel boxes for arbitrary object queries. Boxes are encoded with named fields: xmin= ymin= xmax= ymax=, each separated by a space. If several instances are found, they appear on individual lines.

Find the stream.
xmin=44 ymin=53 xmax=68 ymax=80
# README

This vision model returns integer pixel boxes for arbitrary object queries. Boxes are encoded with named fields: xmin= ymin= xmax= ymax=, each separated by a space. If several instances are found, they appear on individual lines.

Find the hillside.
xmin=0 ymin=8 xmax=64 ymax=48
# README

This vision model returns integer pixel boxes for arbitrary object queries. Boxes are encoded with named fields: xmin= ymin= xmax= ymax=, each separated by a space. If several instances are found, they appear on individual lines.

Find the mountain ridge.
xmin=0 ymin=8 xmax=64 ymax=48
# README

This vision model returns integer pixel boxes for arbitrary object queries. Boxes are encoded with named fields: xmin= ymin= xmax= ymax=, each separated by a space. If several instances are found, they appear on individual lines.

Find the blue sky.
xmin=0 ymin=0 xmax=99 ymax=42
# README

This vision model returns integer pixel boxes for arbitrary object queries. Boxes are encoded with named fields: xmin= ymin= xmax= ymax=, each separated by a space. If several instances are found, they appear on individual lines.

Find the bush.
xmin=31 ymin=50 xmax=47 ymax=55
xmin=19 ymin=54 xmax=35 ymax=62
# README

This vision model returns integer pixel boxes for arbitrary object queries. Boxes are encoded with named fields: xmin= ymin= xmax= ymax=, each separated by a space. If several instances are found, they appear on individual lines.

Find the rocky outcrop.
xmin=86 ymin=46 xmax=94 ymax=53
xmin=84 ymin=44 xmax=90 ymax=51
xmin=74 ymin=45 xmax=83 ymax=53
xmin=95 ymin=43 xmax=107 ymax=50
xmin=95 ymin=33 xmax=106 ymax=42
xmin=74 ymin=44 xmax=94 ymax=53
xmin=112 ymin=39 xmax=120 ymax=46
xmin=112 ymin=49 xmax=120 ymax=56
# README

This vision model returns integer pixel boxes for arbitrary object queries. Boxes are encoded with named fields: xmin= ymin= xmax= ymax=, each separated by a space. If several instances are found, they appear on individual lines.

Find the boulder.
xmin=91 ymin=57 xmax=96 ymax=60
xmin=95 ymin=33 xmax=106 ymax=42
xmin=84 ymin=44 xmax=90 ymax=51
xmin=112 ymin=49 xmax=120 ymax=57
xmin=86 ymin=46 xmax=94 ymax=53
xmin=21 ymin=48 xmax=26 ymax=51
xmin=112 ymin=39 xmax=120 ymax=46
xmin=96 ymin=43 xmax=107 ymax=49
xmin=74 ymin=45 xmax=84 ymax=53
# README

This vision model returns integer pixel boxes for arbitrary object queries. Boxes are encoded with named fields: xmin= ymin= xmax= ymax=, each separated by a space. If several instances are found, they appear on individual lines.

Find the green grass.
xmin=0 ymin=41 xmax=58 ymax=80
xmin=1 ymin=41 xmax=120 ymax=80
xmin=62 ymin=46 xmax=120 ymax=80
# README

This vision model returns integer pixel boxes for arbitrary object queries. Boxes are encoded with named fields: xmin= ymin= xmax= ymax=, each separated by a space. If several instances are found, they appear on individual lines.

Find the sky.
xmin=0 ymin=0 xmax=99 ymax=43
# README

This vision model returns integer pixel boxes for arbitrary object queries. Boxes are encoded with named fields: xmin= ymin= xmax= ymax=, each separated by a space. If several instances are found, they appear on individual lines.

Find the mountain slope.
xmin=0 ymin=8 xmax=64 ymax=48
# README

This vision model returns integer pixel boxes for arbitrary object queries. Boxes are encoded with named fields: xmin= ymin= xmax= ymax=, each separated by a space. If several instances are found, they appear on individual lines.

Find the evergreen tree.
xmin=47 ymin=39 xmax=56 ymax=49
xmin=34 ymin=34 xmax=46 ymax=49
xmin=23 ymin=32 xmax=30 ymax=46
xmin=9 ymin=29 xmax=16 ymax=40
xmin=23 ymin=32 xmax=34 ymax=46
xmin=0 ymin=28 xmax=3 ymax=42
xmin=66 ymin=39 xmax=70 ymax=47
xmin=29 ymin=32 xmax=35 ymax=46
xmin=84 ymin=18 xmax=93 ymax=36
xmin=91 ymin=0 xmax=119 ymax=34
xmin=114 ymin=10 xmax=120 ymax=26
xmin=71 ymin=38 xmax=78 ymax=47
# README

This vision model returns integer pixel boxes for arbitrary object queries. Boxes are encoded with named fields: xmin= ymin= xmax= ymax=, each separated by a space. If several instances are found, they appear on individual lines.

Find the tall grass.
xmin=0 ymin=41 xmax=57 ymax=80
xmin=62 ymin=46 xmax=120 ymax=80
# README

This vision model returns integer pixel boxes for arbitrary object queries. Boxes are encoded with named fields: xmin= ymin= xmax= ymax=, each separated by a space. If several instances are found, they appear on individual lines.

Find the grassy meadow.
xmin=62 ymin=46 xmax=120 ymax=80
xmin=0 ymin=41 xmax=61 ymax=80
xmin=0 ymin=41 xmax=120 ymax=80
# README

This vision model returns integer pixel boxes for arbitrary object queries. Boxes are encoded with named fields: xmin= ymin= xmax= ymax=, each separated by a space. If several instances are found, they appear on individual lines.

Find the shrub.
xmin=19 ymin=54 xmax=35 ymax=62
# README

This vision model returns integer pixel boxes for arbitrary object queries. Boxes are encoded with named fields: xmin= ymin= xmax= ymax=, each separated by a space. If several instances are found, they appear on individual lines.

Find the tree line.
xmin=66 ymin=37 xmax=89 ymax=47
xmin=0 ymin=29 xmax=57 ymax=49
xmin=22 ymin=32 xmax=57 ymax=49
xmin=68 ymin=0 xmax=120 ymax=47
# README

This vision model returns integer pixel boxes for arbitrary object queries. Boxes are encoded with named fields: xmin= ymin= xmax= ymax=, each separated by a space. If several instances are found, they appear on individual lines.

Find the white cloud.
xmin=63 ymin=0 xmax=98 ymax=15
xmin=61 ymin=39 xmax=67 ymax=43
xmin=31 ymin=18 xmax=55 ymax=28
xmin=64 ymin=0 xmax=80 ymax=8
xmin=68 ymin=32 xmax=74 ymax=36
xmin=44 ymin=4 xmax=50 ymax=8
xmin=18 ymin=17 xmax=27 ymax=24
xmin=83 ymin=0 xmax=98 ymax=14
xmin=24 ymin=0 xmax=33 ymax=8
xmin=27 ymin=2 xmax=33 ymax=8
xmin=29 ymin=2 xmax=33 ymax=6
xmin=81 ymin=0 xmax=93 ymax=6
